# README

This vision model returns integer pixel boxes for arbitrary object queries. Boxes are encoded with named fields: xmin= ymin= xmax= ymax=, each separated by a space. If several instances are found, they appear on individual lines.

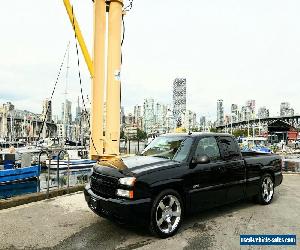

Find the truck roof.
xmin=160 ymin=132 xmax=233 ymax=138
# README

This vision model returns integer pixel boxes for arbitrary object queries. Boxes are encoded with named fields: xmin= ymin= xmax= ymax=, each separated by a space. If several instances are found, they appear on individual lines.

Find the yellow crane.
xmin=63 ymin=0 xmax=123 ymax=160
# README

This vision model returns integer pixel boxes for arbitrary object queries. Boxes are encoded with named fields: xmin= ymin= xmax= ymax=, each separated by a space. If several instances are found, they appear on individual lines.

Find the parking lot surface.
xmin=0 ymin=174 xmax=299 ymax=250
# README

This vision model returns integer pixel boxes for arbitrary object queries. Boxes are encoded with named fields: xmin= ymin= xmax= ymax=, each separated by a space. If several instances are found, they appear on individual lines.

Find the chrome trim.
xmin=189 ymin=179 xmax=246 ymax=193
xmin=247 ymin=176 xmax=261 ymax=182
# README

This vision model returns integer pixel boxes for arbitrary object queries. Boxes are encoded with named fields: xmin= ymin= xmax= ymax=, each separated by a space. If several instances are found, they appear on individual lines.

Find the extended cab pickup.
xmin=84 ymin=133 xmax=283 ymax=238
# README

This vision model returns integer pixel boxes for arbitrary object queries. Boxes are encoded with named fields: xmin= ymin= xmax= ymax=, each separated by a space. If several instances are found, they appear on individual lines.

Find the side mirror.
xmin=191 ymin=155 xmax=210 ymax=166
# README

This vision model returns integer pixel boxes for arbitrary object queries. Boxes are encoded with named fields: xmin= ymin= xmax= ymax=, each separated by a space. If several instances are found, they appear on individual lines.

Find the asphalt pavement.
xmin=0 ymin=174 xmax=299 ymax=250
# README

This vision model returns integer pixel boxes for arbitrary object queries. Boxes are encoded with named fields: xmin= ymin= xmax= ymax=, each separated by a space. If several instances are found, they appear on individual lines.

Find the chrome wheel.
xmin=262 ymin=176 xmax=274 ymax=203
xmin=155 ymin=195 xmax=181 ymax=234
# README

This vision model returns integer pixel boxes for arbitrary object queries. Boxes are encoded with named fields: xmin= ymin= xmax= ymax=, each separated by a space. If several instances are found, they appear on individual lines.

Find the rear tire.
xmin=257 ymin=174 xmax=274 ymax=205
xmin=149 ymin=189 xmax=183 ymax=238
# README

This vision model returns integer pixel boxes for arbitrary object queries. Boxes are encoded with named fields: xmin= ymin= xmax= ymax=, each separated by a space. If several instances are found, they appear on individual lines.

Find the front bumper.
xmin=84 ymin=184 xmax=152 ymax=225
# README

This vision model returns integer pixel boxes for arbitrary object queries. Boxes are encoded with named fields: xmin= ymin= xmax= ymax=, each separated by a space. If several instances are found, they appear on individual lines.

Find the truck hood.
xmin=94 ymin=156 xmax=178 ymax=176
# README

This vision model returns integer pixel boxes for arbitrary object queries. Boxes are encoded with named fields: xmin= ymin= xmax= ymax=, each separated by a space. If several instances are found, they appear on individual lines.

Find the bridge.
xmin=216 ymin=115 xmax=300 ymax=131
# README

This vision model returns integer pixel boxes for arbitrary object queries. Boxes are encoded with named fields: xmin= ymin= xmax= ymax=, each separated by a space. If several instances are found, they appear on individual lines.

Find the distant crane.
xmin=63 ymin=0 xmax=123 ymax=160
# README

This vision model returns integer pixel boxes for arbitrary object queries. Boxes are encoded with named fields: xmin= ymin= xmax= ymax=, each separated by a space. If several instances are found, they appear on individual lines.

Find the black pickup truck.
xmin=84 ymin=133 xmax=283 ymax=238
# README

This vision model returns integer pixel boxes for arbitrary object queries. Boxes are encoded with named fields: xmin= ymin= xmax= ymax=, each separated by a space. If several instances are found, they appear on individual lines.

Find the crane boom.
xmin=63 ymin=0 xmax=94 ymax=77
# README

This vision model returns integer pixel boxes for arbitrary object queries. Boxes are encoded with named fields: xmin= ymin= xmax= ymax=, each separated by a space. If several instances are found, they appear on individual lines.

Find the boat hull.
xmin=0 ymin=165 xmax=40 ymax=184
xmin=44 ymin=160 xmax=96 ymax=171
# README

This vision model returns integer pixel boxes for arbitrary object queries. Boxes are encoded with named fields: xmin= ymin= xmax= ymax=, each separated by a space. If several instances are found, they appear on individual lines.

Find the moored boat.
xmin=46 ymin=159 xmax=96 ymax=171
xmin=0 ymin=152 xmax=40 ymax=184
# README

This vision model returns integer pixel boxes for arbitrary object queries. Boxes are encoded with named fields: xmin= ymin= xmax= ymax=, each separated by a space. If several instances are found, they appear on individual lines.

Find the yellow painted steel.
xmin=105 ymin=0 xmax=123 ymax=155
xmin=90 ymin=0 xmax=107 ymax=157
xmin=175 ymin=127 xmax=186 ymax=133
xmin=63 ymin=0 xmax=94 ymax=77
xmin=63 ymin=0 xmax=123 ymax=158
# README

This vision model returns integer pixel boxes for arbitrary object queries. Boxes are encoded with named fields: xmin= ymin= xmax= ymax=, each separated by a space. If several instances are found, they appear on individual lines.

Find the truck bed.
xmin=242 ymin=151 xmax=274 ymax=158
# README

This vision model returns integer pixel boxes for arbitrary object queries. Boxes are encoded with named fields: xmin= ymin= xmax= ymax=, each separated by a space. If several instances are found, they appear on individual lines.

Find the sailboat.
xmin=43 ymin=44 xmax=96 ymax=172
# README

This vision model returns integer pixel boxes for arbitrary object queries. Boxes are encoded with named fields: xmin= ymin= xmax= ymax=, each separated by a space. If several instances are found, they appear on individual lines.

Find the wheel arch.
xmin=261 ymin=168 xmax=275 ymax=183
xmin=150 ymin=179 xmax=187 ymax=211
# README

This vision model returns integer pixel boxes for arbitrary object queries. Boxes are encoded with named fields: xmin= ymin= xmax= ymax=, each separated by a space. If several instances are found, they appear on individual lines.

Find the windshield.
xmin=141 ymin=136 xmax=194 ymax=162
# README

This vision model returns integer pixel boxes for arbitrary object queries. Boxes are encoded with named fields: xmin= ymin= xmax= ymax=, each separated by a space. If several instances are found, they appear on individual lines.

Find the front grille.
xmin=90 ymin=172 xmax=118 ymax=198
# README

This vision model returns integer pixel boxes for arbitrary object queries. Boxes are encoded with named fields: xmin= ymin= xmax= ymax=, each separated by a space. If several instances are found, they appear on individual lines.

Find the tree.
xmin=209 ymin=127 xmax=218 ymax=132
xmin=233 ymin=129 xmax=248 ymax=138
xmin=136 ymin=128 xmax=147 ymax=141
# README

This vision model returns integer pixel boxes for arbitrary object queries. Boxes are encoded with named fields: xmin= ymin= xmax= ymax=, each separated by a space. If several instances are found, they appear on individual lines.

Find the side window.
xmin=194 ymin=137 xmax=220 ymax=161
xmin=218 ymin=136 xmax=241 ymax=160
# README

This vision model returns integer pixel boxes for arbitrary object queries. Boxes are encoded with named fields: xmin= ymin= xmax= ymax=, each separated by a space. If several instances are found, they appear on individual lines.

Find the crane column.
xmin=105 ymin=0 xmax=123 ymax=155
xmin=89 ymin=0 xmax=107 ymax=158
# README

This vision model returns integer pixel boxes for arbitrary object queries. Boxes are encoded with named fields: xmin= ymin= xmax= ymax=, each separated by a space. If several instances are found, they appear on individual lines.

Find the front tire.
xmin=257 ymin=174 xmax=274 ymax=205
xmin=149 ymin=189 xmax=183 ymax=238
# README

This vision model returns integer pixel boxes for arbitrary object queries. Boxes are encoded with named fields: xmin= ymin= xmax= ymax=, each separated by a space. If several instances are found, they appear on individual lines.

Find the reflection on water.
xmin=40 ymin=169 xmax=92 ymax=189
xmin=0 ymin=180 xmax=39 ymax=199
xmin=0 ymin=169 xmax=92 ymax=199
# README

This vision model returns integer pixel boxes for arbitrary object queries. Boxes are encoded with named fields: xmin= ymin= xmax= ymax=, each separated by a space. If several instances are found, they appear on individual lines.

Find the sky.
xmin=1 ymin=0 xmax=300 ymax=121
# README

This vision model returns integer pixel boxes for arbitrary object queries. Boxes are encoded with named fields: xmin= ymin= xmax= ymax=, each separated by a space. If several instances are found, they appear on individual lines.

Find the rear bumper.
xmin=274 ymin=171 xmax=283 ymax=187
xmin=84 ymin=184 xmax=152 ymax=225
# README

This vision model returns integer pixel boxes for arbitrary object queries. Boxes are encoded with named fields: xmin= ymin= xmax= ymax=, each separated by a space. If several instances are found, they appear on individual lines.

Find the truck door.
xmin=217 ymin=136 xmax=246 ymax=202
xmin=188 ymin=136 xmax=227 ymax=211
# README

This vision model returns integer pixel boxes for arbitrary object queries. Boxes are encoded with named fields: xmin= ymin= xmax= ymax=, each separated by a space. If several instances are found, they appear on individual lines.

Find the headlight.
xmin=119 ymin=177 xmax=136 ymax=186
xmin=116 ymin=189 xmax=134 ymax=199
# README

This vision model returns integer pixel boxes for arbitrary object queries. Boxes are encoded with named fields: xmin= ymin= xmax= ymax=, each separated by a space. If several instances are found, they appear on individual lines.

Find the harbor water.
xmin=0 ymin=169 xmax=92 ymax=199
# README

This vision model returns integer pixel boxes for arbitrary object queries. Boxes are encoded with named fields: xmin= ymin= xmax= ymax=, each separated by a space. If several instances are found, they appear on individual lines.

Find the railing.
xmin=38 ymin=150 xmax=51 ymax=198
xmin=37 ymin=149 xmax=72 ymax=198
xmin=56 ymin=150 xmax=70 ymax=193
xmin=0 ymin=148 xmax=92 ymax=201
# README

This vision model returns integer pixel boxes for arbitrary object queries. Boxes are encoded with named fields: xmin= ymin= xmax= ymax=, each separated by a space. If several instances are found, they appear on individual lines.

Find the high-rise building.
xmin=246 ymin=100 xmax=256 ymax=119
xmin=134 ymin=105 xmax=141 ymax=123
xmin=182 ymin=110 xmax=197 ymax=131
xmin=173 ymin=78 xmax=186 ymax=127
xmin=125 ymin=113 xmax=134 ymax=126
xmin=154 ymin=102 xmax=167 ymax=133
xmin=231 ymin=104 xmax=238 ymax=122
xmin=257 ymin=107 xmax=270 ymax=119
xmin=61 ymin=99 xmax=72 ymax=124
xmin=143 ymin=98 xmax=155 ymax=134
xmin=280 ymin=102 xmax=294 ymax=117
xmin=240 ymin=106 xmax=248 ymax=121
xmin=217 ymin=99 xmax=224 ymax=126
xmin=42 ymin=99 xmax=52 ymax=122
xmin=133 ymin=105 xmax=142 ymax=128
xmin=75 ymin=97 xmax=81 ymax=124
xmin=199 ymin=116 xmax=206 ymax=131
xmin=166 ymin=106 xmax=175 ymax=133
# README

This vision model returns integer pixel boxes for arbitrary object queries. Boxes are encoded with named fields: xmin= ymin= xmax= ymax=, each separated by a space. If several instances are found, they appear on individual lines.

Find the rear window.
xmin=218 ymin=136 xmax=241 ymax=160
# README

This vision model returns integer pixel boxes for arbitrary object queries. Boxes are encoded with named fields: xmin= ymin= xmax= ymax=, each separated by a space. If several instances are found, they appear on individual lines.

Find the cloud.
xmin=1 ymin=0 xmax=300 ymax=121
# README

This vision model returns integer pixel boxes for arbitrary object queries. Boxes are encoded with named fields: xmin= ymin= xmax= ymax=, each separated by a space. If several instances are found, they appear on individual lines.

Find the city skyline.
xmin=1 ymin=96 xmax=298 ymax=124
xmin=0 ymin=96 xmax=299 ymax=142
